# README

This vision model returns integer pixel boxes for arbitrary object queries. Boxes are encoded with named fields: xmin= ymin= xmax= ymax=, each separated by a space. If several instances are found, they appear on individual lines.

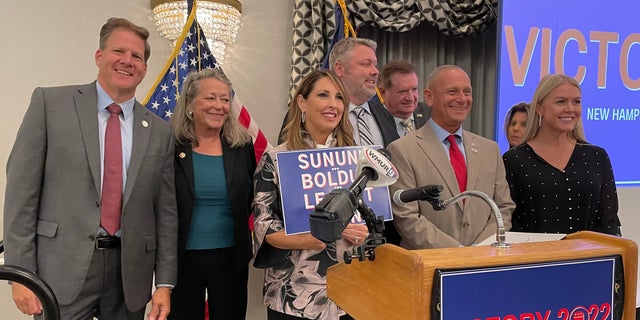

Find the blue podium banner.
xmin=439 ymin=257 xmax=615 ymax=320
xmin=276 ymin=146 xmax=393 ymax=235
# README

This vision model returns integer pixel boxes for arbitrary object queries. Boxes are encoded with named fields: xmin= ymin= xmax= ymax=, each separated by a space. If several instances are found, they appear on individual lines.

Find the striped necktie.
xmin=353 ymin=106 xmax=374 ymax=145
xmin=401 ymin=118 xmax=413 ymax=135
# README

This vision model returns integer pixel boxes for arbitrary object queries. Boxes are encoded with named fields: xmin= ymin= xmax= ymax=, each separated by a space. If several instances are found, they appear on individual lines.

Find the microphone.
xmin=349 ymin=147 xmax=398 ymax=195
xmin=393 ymin=185 xmax=444 ymax=209
xmin=309 ymin=147 xmax=398 ymax=243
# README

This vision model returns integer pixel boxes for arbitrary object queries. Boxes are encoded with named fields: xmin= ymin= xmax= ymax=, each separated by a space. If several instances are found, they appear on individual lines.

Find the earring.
xmin=301 ymin=111 xmax=306 ymax=124
xmin=187 ymin=110 xmax=193 ymax=120
xmin=538 ymin=115 xmax=542 ymax=127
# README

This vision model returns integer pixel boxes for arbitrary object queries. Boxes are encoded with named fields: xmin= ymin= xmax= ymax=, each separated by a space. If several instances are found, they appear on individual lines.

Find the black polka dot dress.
xmin=502 ymin=143 xmax=620 ymax=235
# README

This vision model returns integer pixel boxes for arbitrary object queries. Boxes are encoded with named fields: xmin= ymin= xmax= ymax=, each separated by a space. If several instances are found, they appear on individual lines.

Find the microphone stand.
xmin=433 ymin=190 xmax=511 ymax=248
xmin=343 ymin=197 xmax=387 ymax=264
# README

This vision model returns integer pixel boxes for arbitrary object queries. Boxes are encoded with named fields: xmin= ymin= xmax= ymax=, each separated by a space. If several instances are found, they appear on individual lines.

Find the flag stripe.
xmin=238 ymin=104 xmax=251 ymax=128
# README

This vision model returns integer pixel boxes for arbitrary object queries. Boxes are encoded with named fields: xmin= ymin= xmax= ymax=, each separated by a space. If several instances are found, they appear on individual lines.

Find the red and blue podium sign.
xmin=436 ymin=257 xmax=616 ymax=320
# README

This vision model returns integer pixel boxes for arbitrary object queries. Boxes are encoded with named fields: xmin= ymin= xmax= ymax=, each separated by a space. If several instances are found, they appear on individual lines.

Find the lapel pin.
xmin=416 ymin=113 xmax=423 ymax=118
xmin=141 ymin=120 xmax=149 ymax=128
xmin=471 ymin=143 xmax=478 ymax=153
xmin=179 ymin=152 xmax=186 ymax=159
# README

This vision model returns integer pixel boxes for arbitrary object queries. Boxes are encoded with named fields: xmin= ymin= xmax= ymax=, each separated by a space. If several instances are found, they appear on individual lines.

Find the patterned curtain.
xmin=289 ymin=0 xmax=337 ymax=98
xmin=347 ymin=0 xmax=496 ymax=36
xmin=289 ymin=0 xmax=499 ymax=137
xmin=357 ymin=21 xmax=498 ymax=138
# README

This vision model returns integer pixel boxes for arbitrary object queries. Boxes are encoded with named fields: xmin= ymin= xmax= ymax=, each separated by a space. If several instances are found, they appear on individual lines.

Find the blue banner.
xmin=496 ymin=0 xmax=640 ymax=185
xmin=439 ymin=258 xmax=615 ymax=319
xmin=276 ymin=146 xmax=393 ymax=235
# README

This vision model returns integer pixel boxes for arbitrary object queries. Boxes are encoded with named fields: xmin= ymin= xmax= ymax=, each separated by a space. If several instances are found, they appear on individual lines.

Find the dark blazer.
xmin=3 ymin=82 xmax=178 ymax=311
xmin=369 ymin=100 xmax=431 ymax=143
xmin=368 ymin=98 xmax=397 ymax=147
xmin=174 ymin=138 xmax=256 ymax=274
xmin=413 ymin=102 xmax=431 ymax=129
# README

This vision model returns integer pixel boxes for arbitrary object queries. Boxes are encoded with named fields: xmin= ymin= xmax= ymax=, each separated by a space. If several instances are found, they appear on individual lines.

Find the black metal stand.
xmin=343 ymin=197 xmax=387 ymax=264
xmin=0 ymin=241 xmax=60 ymax=320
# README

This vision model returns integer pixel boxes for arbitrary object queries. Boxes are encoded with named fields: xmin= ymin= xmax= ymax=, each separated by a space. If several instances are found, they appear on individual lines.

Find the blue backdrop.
xmin=496 ymin=0 xmax=640 ymax=186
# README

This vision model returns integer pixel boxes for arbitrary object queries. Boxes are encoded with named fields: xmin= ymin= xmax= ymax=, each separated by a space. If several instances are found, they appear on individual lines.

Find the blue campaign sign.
xmin=276 ymin=146 xmax=393 ymax=235
xmin=439 ymin=257 xmax=615 ymax=320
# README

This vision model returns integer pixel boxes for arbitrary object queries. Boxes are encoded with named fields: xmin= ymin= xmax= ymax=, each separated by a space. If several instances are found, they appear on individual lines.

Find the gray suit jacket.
xmin=387 ymin=123 xmax=515 ymax=249
xmin=3 ymin=82 xmax=178 ymax=311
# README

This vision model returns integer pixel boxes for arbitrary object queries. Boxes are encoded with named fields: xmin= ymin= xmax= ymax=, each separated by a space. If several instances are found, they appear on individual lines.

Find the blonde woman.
xmin=502 ymin=74 xmax=620 ymax=235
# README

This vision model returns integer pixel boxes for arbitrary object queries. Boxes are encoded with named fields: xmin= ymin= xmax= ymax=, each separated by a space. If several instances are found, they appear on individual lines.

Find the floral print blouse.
xmin=252 ymin=139 xmax=354 ymax=319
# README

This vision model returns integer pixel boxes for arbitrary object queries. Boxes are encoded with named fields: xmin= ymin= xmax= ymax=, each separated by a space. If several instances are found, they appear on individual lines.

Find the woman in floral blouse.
xmin=252 ymin=70 xmax=369 ymax=319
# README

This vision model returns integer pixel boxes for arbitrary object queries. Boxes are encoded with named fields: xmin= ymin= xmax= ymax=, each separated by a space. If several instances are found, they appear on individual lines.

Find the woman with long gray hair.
xmin=169 ymin=68 xmax=255 ymax=319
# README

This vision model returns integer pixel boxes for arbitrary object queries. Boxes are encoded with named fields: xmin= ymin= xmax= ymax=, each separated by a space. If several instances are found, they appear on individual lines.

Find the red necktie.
xmin=101 ymin=103 xmax=123 ymax=235
xmin=447 ymin=135 xmax=467 ymax=192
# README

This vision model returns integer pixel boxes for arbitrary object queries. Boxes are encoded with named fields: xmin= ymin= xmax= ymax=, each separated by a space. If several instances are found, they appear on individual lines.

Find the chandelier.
xmin=150 ymin=0 xmax=242 ymax=65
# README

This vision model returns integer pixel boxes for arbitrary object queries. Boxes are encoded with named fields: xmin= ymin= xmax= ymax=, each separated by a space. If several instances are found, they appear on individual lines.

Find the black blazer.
xmin=368 ymin=97 xmax=397 ymax=147
xmin=413 ymin=102 xmax=431 ymax=129
xmin=174 ymin=138 xmax=256 ymax=273
xmin=369 ymin=99 xmax=431 ymax=144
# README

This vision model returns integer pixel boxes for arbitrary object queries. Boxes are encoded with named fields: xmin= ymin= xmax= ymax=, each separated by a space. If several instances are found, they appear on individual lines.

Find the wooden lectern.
xmin=327 ymin=231 xmax=637 ymax=319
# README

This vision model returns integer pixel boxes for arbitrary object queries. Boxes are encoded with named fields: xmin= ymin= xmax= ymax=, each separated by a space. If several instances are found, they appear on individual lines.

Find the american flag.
xmin=143 ymin=7 xmax=269 ymax=161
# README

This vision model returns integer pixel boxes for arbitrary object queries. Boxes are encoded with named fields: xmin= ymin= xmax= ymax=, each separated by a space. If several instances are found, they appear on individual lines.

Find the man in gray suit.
xmin=3 ymin=17 xmax=177 ymax=319
xmin=387 ymin=65 xmax=515 ymax=249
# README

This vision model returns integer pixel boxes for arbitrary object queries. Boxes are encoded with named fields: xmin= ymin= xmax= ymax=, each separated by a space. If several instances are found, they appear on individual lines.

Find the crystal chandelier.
xmin=150 ymin=0 xmax=242 ymax=65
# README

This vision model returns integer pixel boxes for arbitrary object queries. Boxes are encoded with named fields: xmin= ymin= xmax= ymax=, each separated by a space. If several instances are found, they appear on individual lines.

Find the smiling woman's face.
xmin=191 ymin=77 xmax=231 ymax=133
xmin=537 ymin=83 xmax=582 ymax=134
xmin=297 ymin=76 xmax=345 ymax=144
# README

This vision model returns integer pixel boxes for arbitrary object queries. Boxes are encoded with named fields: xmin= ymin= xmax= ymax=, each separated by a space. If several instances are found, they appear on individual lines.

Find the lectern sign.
xmin=437 ymin=257 xmax=615 ymax=320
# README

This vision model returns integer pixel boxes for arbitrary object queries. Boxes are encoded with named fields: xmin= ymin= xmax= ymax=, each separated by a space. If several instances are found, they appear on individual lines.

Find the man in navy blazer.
xmin=3 ymin=18 xmax=177 ymax=319
xmin=328 ymin=37 xmax=399 ymax=147
xmin=377 ymin=60 xmax=431 ymax=139
xmin=374 ymin=59 xmax=432 ymax=245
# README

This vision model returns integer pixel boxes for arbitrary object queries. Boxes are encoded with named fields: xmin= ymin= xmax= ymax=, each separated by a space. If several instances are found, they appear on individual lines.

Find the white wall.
xmin=1 ymin=1 xmax=638 ymax=318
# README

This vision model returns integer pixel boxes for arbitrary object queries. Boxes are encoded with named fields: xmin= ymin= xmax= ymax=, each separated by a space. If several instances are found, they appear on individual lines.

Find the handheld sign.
xmin=276 ymin=146 xmax=395 ymax=235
